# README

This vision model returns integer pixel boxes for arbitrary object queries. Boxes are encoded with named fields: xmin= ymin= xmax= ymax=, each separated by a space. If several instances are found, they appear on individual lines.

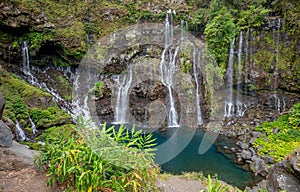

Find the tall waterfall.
xmin=159 ymin=10 xmax=179 ymax=127
xmin=193 ymin=48 xmax=203 ymax=125
xmin=271 ymin=18 xmax=285 ymax=113
xmin=224 ymin=37 xmax=235 ymax=117
xmin=236 ymin=31 xmax=247 ymax=116
xmin=15 ymin=120 xmax=26 ymax=141
xmin=274 ymin=18 xmax=281 ymax=90
xmin=113 ymin=67 xmax=133 ymax=123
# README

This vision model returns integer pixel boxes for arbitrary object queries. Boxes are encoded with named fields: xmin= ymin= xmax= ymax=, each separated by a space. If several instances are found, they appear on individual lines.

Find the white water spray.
xmin=29 ymin=116 xmax=37 ymax=135
xmin=15 ymin=120 xmax=26 ymax=141
xmin=192 ymin=48 xmax=203 ymax=125
xmin=224 ymin=37 xmax=235 ymax=117
xmin=236 ymin=31 xmax=247 ymax=116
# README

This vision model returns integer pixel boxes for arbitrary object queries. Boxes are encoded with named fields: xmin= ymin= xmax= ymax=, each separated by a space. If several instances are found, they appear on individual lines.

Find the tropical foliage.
xmin=253 ymin=102 xmax=300 ymax=161
xmin=36 ymin=116 xmax=158 ymax=191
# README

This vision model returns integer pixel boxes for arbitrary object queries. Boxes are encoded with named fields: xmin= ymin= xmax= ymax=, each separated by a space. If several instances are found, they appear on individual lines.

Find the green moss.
xmin=20 ymin=124 xmax=76 ymax=150
xmin=88 ymin=81 xmax=105 ymax=97
xmin=0 ymin=30 xmax=14 ymax=42
xmin=39 ymin=124 xmax=75 ymax=141
xmin=0 ymin=69 xmax=52 ymax=122
xmin=30 ymin=106 xmax=72 ymax=129
xmin=53 ymin=74 xmax=72 ymax=100
xmin=0 ymin=68 xmax=71 ymax=131
xmin=253 ymin=103 xmax=300 ymax=162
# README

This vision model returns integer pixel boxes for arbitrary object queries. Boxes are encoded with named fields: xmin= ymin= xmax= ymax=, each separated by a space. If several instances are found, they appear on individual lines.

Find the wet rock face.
xmin=266 ymin=152 xmax=300 ymax=192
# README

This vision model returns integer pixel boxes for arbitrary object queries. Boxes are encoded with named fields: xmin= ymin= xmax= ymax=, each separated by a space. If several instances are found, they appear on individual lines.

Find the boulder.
xmin=250 ymin=155 xmax=268 ymax=176
xmin=266 ymin=149 xmax=300 ymax=192
xmin=0 ymin=120 xmax=13 ymax=147
xmin=0 ymin=92 xmax=4 ymax=120
xmin=266 ymin=160 xmax=300 ymax=192
xmin=241 ymin=149 xmax=252 ymax=160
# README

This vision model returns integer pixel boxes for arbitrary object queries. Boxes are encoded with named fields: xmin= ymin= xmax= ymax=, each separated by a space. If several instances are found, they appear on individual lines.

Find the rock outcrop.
xmin=266 ymin=149 xmax=300 ymax=192
xmin=0 ymin=92 xmax=13 ymax=147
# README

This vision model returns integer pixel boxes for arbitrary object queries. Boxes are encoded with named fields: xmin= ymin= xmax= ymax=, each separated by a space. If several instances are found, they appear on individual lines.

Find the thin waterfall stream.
xmin=113 ymin=66 xmax=133 ymax=123
xmin=236 ymin=31 xmax=247 ymax=116
xmin=15 ymin=120 xmax=26 ymax=141
xmin=224 ymin=37 xmax=235 ymax=117
xmin=192 ymin=48 xmax=203 ymax=125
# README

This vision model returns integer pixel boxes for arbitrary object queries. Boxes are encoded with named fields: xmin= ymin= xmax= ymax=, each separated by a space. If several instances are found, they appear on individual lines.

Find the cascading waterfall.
xmin=224 ymin=37 xmax=235 ymax=118
xmin=29 ymin=116 xmax=37 ymax=134
xmin=249 ymin=28 xmax=254 ymax=68
xmin=236 ymin=31 xmax=247 ymax=116
xmin=244 ymin=28 xmax=249 ymax=85
xmin=270 ymin=94 xmax=286 ymax=113
xmin=192 ymin=48 xmax=203 ymax=125
xmin=72 ymin=70 xmax=94 ymax=122
xmin=15 ymin=120 xmax=26 ymax=141
xmin=180 ymin=20 xmax=188 ymax=40
xmin=113 ymin=66 xmax=133 ymax=123
xmin=274 ymin=18 xmax=281 ymax=90
xmin=158 ymin=10 xmax=179 ymax=127
xmin=21 ymin=41 xmax=73 ymax=114
xmin=271 ymin=18 xmax=285 ymax=113
xmin=22 ymin=41 xmax=38 ymax=85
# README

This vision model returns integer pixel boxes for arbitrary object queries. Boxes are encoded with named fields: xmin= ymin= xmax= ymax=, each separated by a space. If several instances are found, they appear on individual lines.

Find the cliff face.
xmin=0 ymin=1 xmax=299 ymax=93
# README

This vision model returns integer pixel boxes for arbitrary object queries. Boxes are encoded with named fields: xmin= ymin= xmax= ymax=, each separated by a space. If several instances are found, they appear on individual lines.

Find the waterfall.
xmin=270 ymin=18 xmax=283 ymax=113
xmin=165 ymin=10 xmax=173 ymax=46
xmin=29 ymin=116 xmax=37 ymax=134
xmin=249 ymin=28 xmax=254 ymax=67
xmin=158 ymin=10 xmax=179 ymax=127
xmin=274 ymin=18 xmax=281 ymax=89
xmin=113 ymin=66 xmax=133 ymax=123
xmin=21 ymin=41 xmax=72 ymax=114
xmin=271 ymin=94 xmax=285 ymax=113
xmin=236 ymin=31 xmax=247 ymax=116
xmin=181 ymin=20 xmax=188 ymax=40
xmin=224 ymin=37 xmax=235 ymax=118
xmin=72 ymin=70 xmax=93 ymax=122
xmin=193 ymin=48 xmax=203 ymax=125
xmin=22 ymin=41 xmax=37 ymax=85
xmin=15 ymin=120 xmax=26 ymax=141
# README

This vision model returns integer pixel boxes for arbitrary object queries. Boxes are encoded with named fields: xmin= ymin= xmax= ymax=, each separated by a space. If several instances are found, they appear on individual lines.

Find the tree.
xmin=204 ymin=6 xmax=236 ymax=73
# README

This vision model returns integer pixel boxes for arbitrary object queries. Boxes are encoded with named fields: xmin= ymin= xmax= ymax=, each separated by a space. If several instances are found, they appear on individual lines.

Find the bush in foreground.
xmin=36 ymin=116 xmax=158 ymax=192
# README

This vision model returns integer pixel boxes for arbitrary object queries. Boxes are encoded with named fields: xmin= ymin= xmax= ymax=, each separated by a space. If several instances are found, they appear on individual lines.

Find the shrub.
xmin=253 ymin=102 xmax=300 ymax=161
xmin=200 ymin=175 xmax=229 ymax=192
xmin=36 ymin=116 xmax=159 ymax=191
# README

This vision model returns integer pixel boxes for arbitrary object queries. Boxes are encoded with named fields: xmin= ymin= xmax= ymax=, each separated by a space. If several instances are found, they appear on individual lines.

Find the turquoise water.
xmin=108 ymin=124 xmax=257 ymax=189
xmin=152 ymin=127 xmax=256 ymax=189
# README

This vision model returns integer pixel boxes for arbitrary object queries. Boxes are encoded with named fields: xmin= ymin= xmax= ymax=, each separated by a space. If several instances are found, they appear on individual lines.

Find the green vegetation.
xmin=0 ymin=68 xmax=72 ymax=140
xmin=253 ymin=102 xmax=300 ymax=161
xmin=89 ymin=81 xmax=105 ymax=96
xmin=30 ymin=106 xmax=72 ymax=129
xmin=53 ymin=74 xmax=72 ymax=102
xmin=204 ymin=6 xmax=236 ymax=73
xmin=36 ymin=116 xmax=158 ymax=191
xmin=200 ymin=175 xmax=229 ymax=192
xmin=0 ymin=69 xmax=52 ymax=123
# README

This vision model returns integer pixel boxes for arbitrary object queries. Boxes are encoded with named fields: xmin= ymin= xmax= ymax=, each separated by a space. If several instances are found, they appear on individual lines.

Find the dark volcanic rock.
xmin=266 ymin=149 xmax=300 ymax=192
